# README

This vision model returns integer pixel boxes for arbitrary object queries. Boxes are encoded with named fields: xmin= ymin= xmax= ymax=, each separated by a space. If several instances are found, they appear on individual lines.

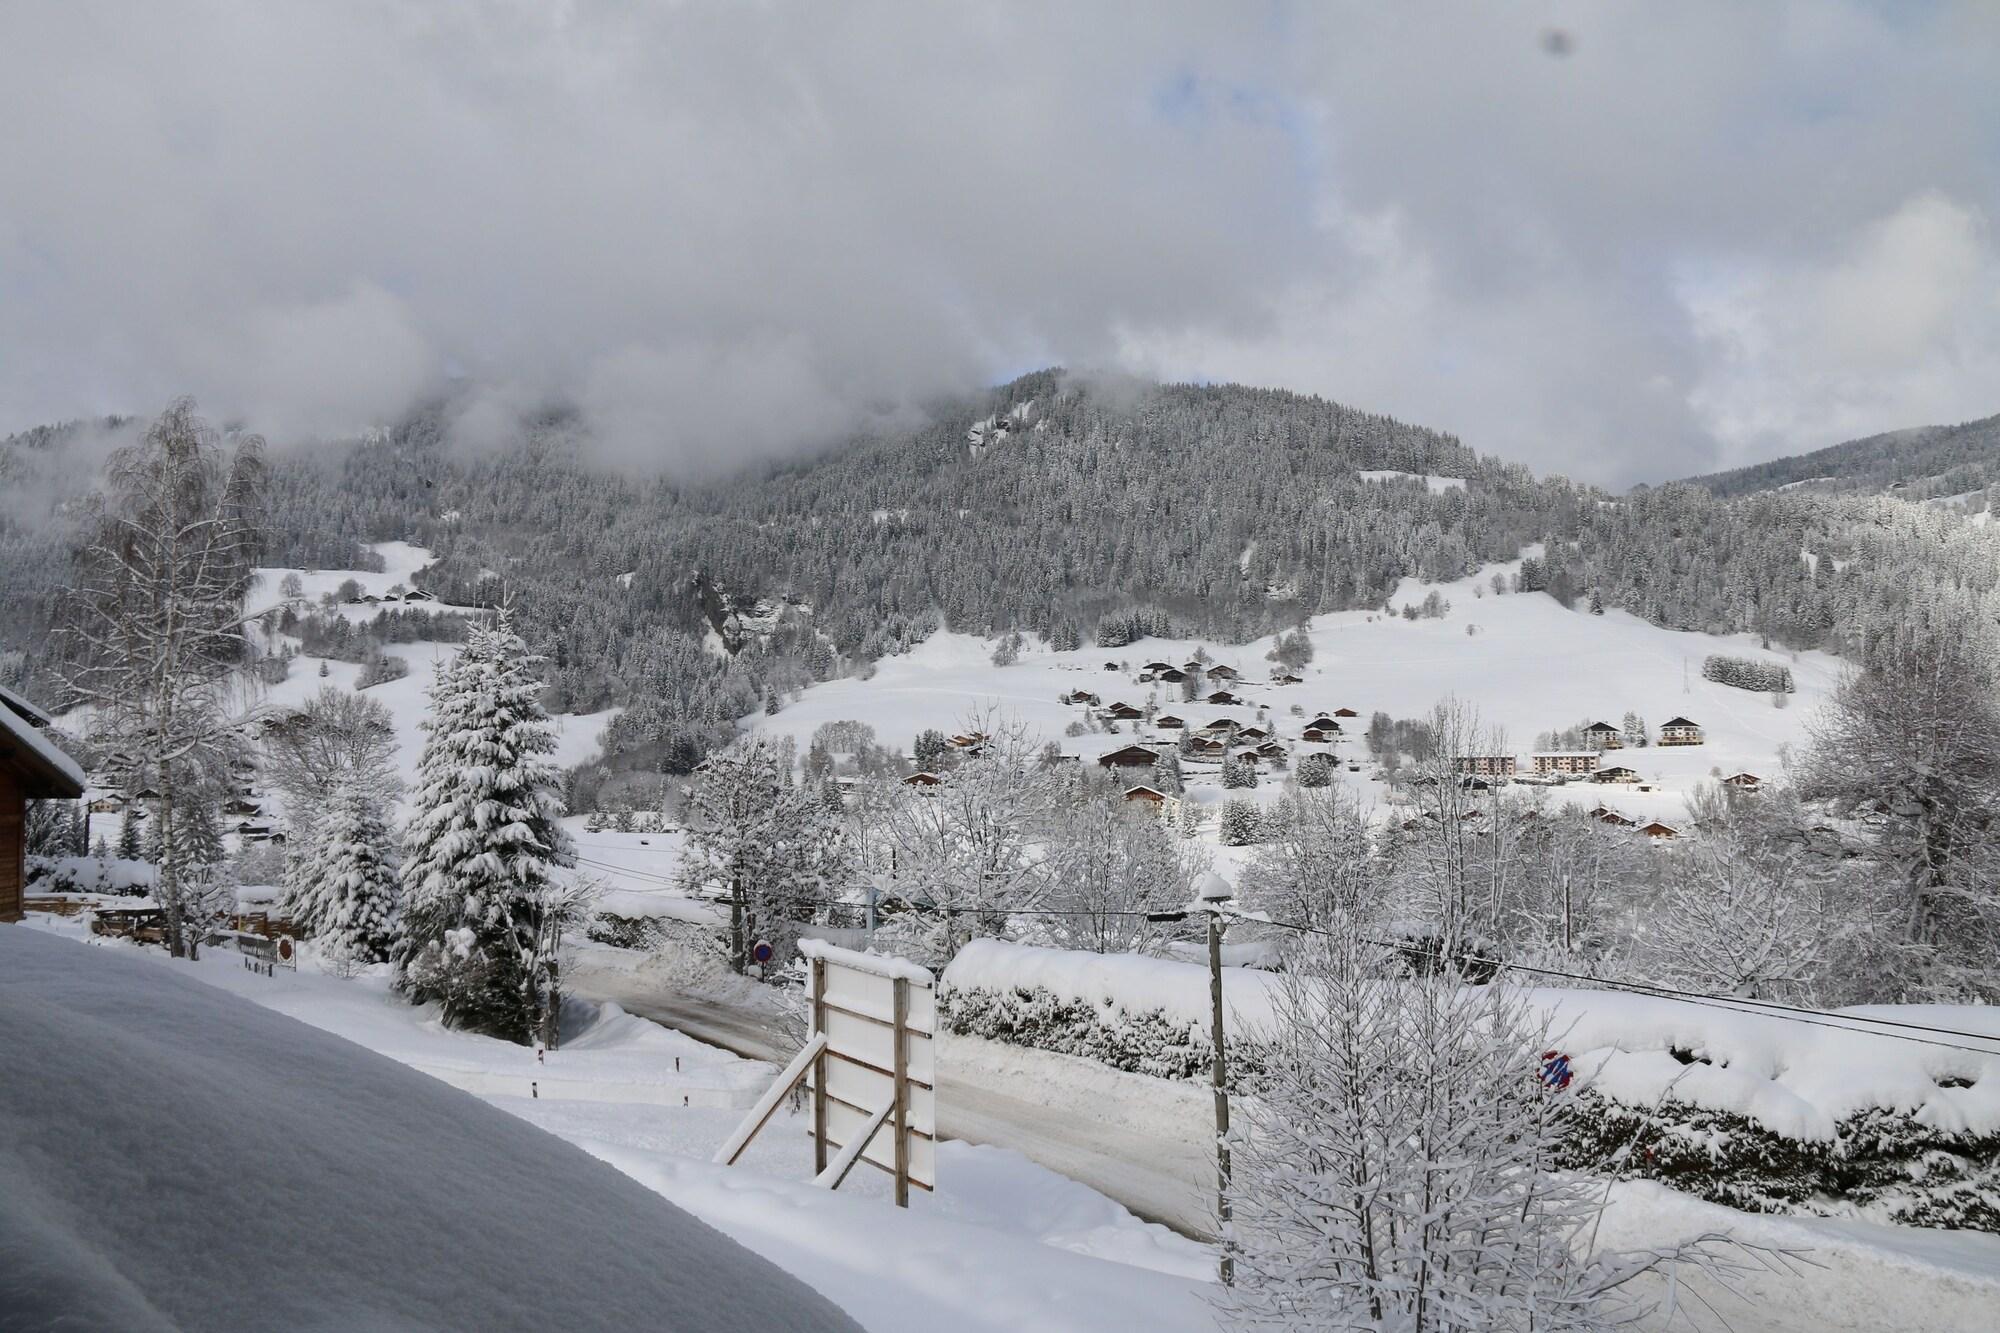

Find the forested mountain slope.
xmin=1684 ymin=411 xmax=2000 ymax=502
xmin=7 ymin=373 xmax=1999 ymax=775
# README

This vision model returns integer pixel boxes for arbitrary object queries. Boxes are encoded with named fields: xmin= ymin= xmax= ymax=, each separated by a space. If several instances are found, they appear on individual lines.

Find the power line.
xmin=546 ymin=866 xmax=2000 ymax=1055
xmin=842 ymin=901 xmax=2000 ymax=1055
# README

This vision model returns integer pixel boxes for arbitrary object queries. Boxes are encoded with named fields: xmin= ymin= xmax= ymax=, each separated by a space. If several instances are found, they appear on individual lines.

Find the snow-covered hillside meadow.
xmin=66 ymin=541 xmax=616 ymax=858
xmin=241 ymin=542 xmax=616 ymax=797
xmin=746 ymin=549 xmax=1844 ymax=845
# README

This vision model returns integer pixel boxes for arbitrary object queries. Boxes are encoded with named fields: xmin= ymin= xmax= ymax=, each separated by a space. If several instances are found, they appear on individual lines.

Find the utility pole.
xmin=1150 ymin=869 xmax=1239 ymax=1284
xmin=1204 ymin=877 xmax=1233 ymax=1285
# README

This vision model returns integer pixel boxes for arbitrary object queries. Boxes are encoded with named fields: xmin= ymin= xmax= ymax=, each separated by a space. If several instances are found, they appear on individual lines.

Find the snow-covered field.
xmin=745 ymin=551 xmax=1845 ymax=860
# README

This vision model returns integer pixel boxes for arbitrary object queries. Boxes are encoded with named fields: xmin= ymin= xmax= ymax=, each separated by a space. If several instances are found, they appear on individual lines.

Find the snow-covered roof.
xmin=1533 ymin=750 xmax=1599 ymax=759
xmin=0 ymin=680 xmax=55 ymax=727
xmin=0 ymin=927 xmax=861 ymax=1332
xmin=0 ymin=700 xmax=85 ymax=797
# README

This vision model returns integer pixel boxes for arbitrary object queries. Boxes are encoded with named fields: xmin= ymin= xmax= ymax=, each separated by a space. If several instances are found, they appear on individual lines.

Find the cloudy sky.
xmin=3 ymin=2 xmax=1996 ymax=485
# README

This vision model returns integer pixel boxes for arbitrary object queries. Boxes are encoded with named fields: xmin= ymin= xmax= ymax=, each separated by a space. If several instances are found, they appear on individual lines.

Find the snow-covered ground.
xmin=18 ymin=915 xmax=1217 ymax=1332
xmin=27 ymin=912 xmax=1998 ymax=1332
xmin=1357 ymin=468 xmax=1467 ymax=494
xmin=0 ymin=923 xmax=860 ymax=1333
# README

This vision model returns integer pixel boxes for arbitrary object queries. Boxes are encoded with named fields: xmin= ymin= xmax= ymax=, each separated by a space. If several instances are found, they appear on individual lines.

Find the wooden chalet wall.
xmin=1 ymin=765 xmax=22 ymax=923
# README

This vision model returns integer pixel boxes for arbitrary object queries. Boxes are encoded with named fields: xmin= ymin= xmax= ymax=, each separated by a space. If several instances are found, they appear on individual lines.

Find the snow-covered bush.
xmin=1561 ymin=1094 xmax=2000 ymax=1232
xmin=1220 ymin=925 xmax=1762 ymax=1327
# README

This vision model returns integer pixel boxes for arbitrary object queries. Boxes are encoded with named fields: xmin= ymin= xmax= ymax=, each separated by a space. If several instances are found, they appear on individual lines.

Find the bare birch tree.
xmin=63 ymin=399 xmax=266 ymax=958
xmin=1222 ymin=922 xmax=1795 ymax=1330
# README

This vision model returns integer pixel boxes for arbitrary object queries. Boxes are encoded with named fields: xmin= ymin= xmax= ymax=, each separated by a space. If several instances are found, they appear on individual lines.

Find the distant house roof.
xmin=1156 ymin=668 xmax=1186 ymax=682
xmin=1097 ymin=744 xmax=1161 ymax=767
xmin=1205 ymin=691 xmax=1242 ymax=705
xmin=1332 ymin=708 xmax=1359 ymax=718
xmin=1584 ymin=721 xmax=1621 ymax=734
xmin=1662 ymin=717 xmax=1700 ymax=729
xmin=1595 ymin=766 xmax=1639 ymax=779
xmin=1534 ymin=751 xmax=1598 ymax=759
xmin=1107 ymin=702 xmax=1143 ymax=718
xmin=1638 ymin=821 xmax=1680 ymax=838
xmin=0 ymin=699 xmax=85 ymax=798
xmin=1724 ymin=772 xmax=1762 ymax=786
xmin=1154 ymin=715 xmax=1185 ymax=727
xmin=903 ymin=771 xmax=945 ymax=786
xmin=1206 ymin=665 xmax=1240 ymax=680
xmin=1142 ymin=661 xmax=1175 ymax=672
xmin=1123 ymin=785 xmax=1167 ymax=803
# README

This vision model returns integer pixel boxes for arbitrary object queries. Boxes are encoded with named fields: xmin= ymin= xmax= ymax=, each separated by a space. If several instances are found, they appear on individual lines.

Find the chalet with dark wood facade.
xmin=2 ymin=688 xmax=85 ymax=922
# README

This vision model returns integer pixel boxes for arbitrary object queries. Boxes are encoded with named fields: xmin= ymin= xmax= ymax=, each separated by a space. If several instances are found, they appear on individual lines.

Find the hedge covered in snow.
xmin=940 ymin=940 xmax=2000 ymax=1231
xmin=25 ymin=855 xmax=157 ymax=897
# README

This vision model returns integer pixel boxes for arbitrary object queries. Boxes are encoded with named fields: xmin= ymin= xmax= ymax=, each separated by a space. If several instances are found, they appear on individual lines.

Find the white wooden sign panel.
xmin=800 ymin=940 xmax=937 ymax=1198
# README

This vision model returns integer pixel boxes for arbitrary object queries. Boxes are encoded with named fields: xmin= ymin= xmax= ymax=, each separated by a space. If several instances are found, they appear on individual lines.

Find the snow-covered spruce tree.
xmin=1218 ymin=799 xmax=1262 ymax=847
xmin=1220 ymin=923 xmax=1779 ymax=1331
xmin=307 ymin=785 xmax=400 ymax=968
xmin=116 ymin=803 xmax=145 ymax=861
xmin=395 ymin=614 xmax=577 ymax=1044
xmin=1295 ymin=752 xmax=1335 ymax=788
